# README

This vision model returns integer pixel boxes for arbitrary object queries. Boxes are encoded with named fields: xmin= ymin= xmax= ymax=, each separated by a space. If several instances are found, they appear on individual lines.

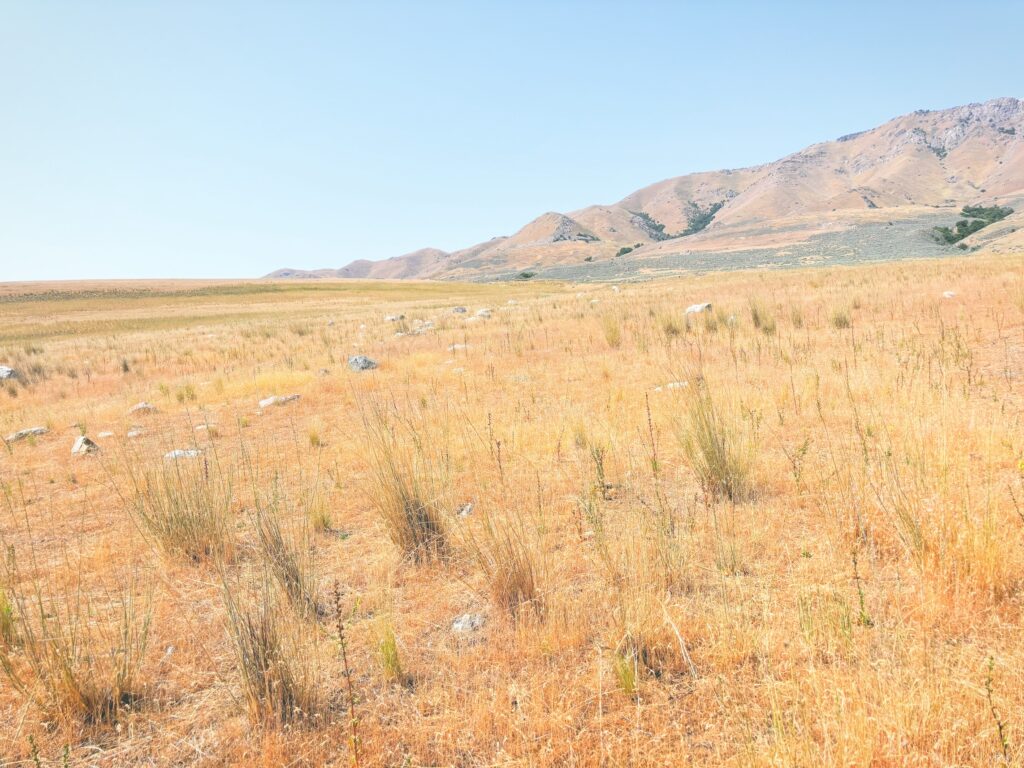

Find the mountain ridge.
xmin=266 ymin=98 xmax=1024 ymax=281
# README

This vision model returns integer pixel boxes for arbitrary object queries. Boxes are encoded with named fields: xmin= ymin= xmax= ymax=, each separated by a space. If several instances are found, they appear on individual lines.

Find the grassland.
xmin=1 ymin=254 xmax=1024 ymax=766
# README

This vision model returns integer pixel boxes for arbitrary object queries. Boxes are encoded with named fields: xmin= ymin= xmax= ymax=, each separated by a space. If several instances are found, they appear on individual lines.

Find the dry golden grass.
xmin=1 ymin=254 xmax=1024 ymax=765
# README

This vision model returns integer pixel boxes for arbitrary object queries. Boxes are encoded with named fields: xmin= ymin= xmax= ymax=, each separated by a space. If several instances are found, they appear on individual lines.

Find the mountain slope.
xmin=266 ymin=98 xmax=1024 ymax=280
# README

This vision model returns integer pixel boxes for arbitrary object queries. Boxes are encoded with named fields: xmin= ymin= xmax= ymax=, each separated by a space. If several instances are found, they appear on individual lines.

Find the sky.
xmin=2 ymin=1 xmax=1023 ymax=281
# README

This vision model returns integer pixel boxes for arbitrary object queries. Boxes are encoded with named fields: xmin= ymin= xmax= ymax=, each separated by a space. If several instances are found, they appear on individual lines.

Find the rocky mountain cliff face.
xmin=266 ymin=98 xmax=1024 ymax=280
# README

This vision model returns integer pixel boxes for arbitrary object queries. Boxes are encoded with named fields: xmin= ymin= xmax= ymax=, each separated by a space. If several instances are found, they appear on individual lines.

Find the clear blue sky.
xmin=2 ymin=1 xmax=1022 ymax=281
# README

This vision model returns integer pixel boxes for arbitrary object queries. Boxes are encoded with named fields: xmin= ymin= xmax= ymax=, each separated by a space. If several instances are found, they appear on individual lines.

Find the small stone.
xmin=128 ymin=402 xmax=158 ymax=415
xmin=259 ymin=394 xmax=300 ymax=409
xmin=685 ymin=302 xmax=713 ymax=314
xmin=451 ymin=306 xmax=468 ymax=314
xmin=384 ymin=314 xmax=405 ymax=322
xmin=452 ymin=613 xmax=485 ymax=633
xmin=942 ymin=291 xmax=956 ymax=299
xmin=348 ymin=355 xmax=378 ymax=371
xmin=448 ymin=343 xmax=469 ymax=352
xmin=164 ymin=449 xmax=203 ymax=461
xmin=97 ymin=431 xmax=114 ymax=439
xmin=71 ymin=436 xmax=99 ymax=455
xmin=475 ymin=308 xmax=492 ymax=318
xmin=0 ymin=366 xmax=16 ymax=380
xmin=458 ymin=502 xmax=475 ymax=517
xmin=127 ymin=428 xmax=145 ymax=439
xmin=5 ymin=426 xmax=48 ymax=443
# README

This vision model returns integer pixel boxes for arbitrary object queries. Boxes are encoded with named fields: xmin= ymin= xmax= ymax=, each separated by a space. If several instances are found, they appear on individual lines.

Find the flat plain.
xmin=2 ymin=253 xmax=1024 ymax=766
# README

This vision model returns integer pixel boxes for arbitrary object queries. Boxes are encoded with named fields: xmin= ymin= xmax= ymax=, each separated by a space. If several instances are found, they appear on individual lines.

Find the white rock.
xmin=451 ymin=306 xmax=468 ymax=314
xmin=5 ymin=426 xmax=48 ymax=443
xmin=475 ymin=308 xmax=492 ymax=318
xmin=0 ymin=366 xmax=16 ymax=380
xmin=611 ymin=285 xmax=620 ymax=293
xmin=97 ymin=431 xmax=114 ymax=439
xmin=194 ymin=424 xmax=217 ymax=432
xmin=384 ymin=314 xmax=405 ymax=322
xmin=71 ymin=436 xmax=99 ymax=455
xmin=348 ymin=355 xmax=378 ymax=371
xmin=127 ymin=428 xmax=145 ymax=439
xmin=452 ymin=613 xmax=485 ymax=633
xmin=128 ymin=402 xmax=158 ymax=415
xmin=685 ymin=302 xmax=713 ymax=314
xmin=942 ymin=291 xmax=957 ymax=299
xmin=458 ymin=502 xmax=474 ymax=517
xmin=448 ymin=343 xmax=469 ymax=352
xmin=164 ymin=449 xmax=203 ymax=461
xmin=258 ymin=394 xmax=300 ymax=409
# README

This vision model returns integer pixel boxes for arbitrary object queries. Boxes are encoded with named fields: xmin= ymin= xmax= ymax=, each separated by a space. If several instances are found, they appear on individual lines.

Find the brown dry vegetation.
xmin=2 ymin=255 xmax=1024 ymax=766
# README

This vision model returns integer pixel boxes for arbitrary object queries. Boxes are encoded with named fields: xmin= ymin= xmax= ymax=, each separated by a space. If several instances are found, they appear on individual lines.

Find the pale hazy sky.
xmin=2 ymin=1 xmax=1022 ymax=280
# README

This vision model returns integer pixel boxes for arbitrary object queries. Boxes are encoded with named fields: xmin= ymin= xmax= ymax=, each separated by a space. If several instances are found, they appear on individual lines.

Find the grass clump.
xmin=463 ymin=512 xmax=543 ymax=618
xmin=251 ymin=494 xmax=318 ymax=617
xmin=130 ymin=463 xmax=235 ymax=564
xmin=0 ymin=558 xmax=151 ymax=724
xmin=362 ymin=403 xmax=450 ymax=564
xmin=831 ymin=308 xmax=851 ymax=329
xmin=601 ymin=314 xmax=623 ymax=348
xmin=221 ymin=576 xmax=319 ymax=725
xmin=749 ymin=300 xmax=776 ymax=335
xmin=678 ymin=381 xmax=754 ymax=502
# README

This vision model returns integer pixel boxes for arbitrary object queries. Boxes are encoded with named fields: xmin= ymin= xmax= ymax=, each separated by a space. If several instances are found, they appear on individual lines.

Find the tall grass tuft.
xmin=221 ymin=575 xmax=319 ymax=725
xmin=0 ymin=586 xmax=17 ymax=647
xmin=251 ymin=494 xmax=318 ymax=617
xmin=463 ymin=512 xmax=543 ymax=618
xmin=362 ymin=403 xmax=450 ymax=564
xmin=601 ymin=313 xmax=623 ymax=348
xmin=750 ymin=300 xmax=776 ymax=335
xmin=130 ymin=462 xmax=235 ymax=564
xmin=678 ymin=381 xmax=754 ymax=502
xmin=0 ymin=556 xmax=151 ymax=724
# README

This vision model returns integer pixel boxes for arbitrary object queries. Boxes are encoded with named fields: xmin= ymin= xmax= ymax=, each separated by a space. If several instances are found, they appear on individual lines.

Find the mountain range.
xmin=266 ymin=98 xmax=1024 ymax=281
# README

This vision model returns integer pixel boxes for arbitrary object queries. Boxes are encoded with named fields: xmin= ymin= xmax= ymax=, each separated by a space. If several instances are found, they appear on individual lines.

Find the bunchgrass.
xmin=129 ymin=462 xmax=235 ymax=564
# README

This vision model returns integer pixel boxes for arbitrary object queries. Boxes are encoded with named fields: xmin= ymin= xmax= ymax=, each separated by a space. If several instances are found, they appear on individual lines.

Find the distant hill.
xmin=267 ymin=97 xmax=1024 ymax=281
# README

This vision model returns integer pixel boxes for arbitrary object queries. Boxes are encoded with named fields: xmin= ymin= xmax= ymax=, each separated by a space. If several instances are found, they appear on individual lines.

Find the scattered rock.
xmin=452 ymin=306 xmax=468 ymax=314
xmin=448 ymin=343 xmax=469 ymax=352
xmin=348 ymin=355 xmax=378 ymax=371
xmin=194 ymin=424 xmax=217 ymax=432
xmin=164 ymin=449 xmax=203 ymax=461
xmin=327 ymin=320 xmax=335 ymax=326
xmin=384 ymin=314 xmax=405 ymax=322
xmin=507 ymin=299 xmax=518 ymax=305
xmin=475 ymin=308 xmax=492 ymax=318
xmin=259 ymin=394 xmax=300 ymax=409
xmin=685 ymin=302 xmax=713 ymax=314
xmin=5 ymin=426 xmax=48 ymax=443
xmin=611 ymin=285 xmax=620 ymax=293
xmin=127 ymin=428 xmax=145 ymax=439
xmin=942 ymin=291 xmax=957 ymax=299
xmin=0 ymin=366 xmax=16 ymax=380
xmin=653 ymin=381 xmax=688 ymax=392
xmin=71 ymin=436 xmax=99 ymax=455
xmin=128 ymin=402 xmax=158 ymax=415
xmin=452 ymin=613 xmax=485 ymax=633
xmin=458 ymin=502 xmax=475 ymax=517
xmin=97 ymin=431 xmax=114 ymax=439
